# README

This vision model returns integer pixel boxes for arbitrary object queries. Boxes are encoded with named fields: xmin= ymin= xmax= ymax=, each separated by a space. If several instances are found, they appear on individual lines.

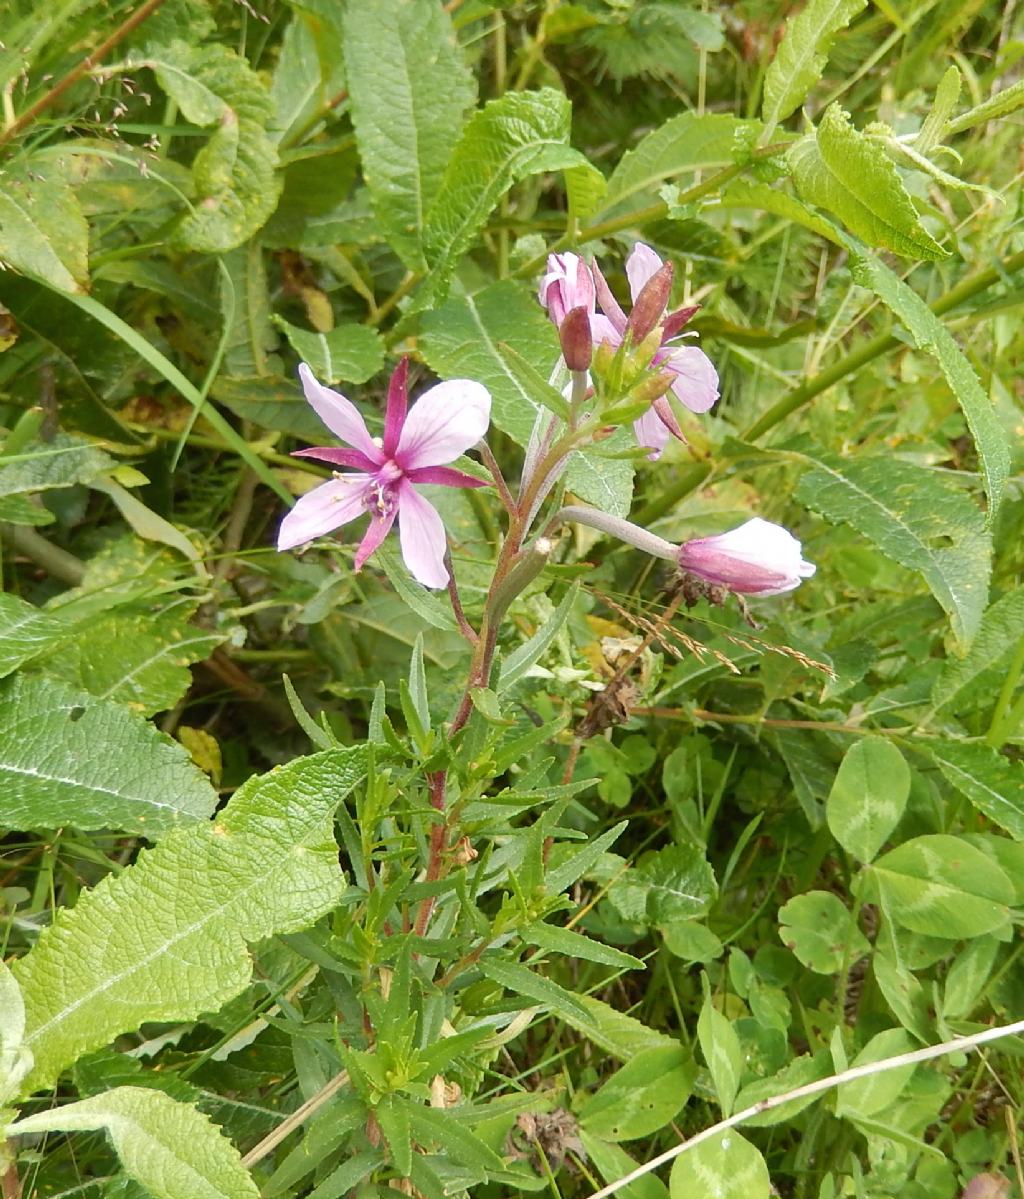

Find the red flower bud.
xmin=559 ymin=305 xmax=593 ymax=371
xmin=624 ymin=262 xmax=674 ymax=341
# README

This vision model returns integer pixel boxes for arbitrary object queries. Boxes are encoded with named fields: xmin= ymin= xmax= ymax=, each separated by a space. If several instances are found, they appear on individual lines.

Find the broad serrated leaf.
xmin=929 ymin=741 xmax=1024 ymax=841
xmin=419 ymin=89 xmax=585 ymax=307
xmin=867 ymin=834 xmax=1014 ymax=939
xmin=0 ymin=961 xmax=31 ymax=1106
xmin=794 ymin=452 xmax=990 ymax=646
xmin=0 ymin=433 xmax=114 ymax=500
xmin=12 ymin=747 xmax=367 ymax=1092
xmin=270 ymin=9 xmax=345 ymax=146
xmin=565 ymin=434 xmax=636 ymax=519
xmin=341 ymin=0 xmax=474 ymax=269
xmin=932 ymin=591 xmax=1024 ymax=711
xmin=0 ymin=592 xmax=69 ymax=678
xmin=34 ymin=609 xmax=223 ymax=716
xmin=669 ymin=1131 xmax=770 ymax=1199
xmin=761 ymin=0 xmax=867 ymax=132
xmin=419 ymin=280 xmax=561 ymax=447
xmin=143 ymin=40 xmax=281 ymax=252
xmin=565 ymin=161 xmax=607 ymax=225
xmin=847 ymin=249 xmax=1009 ymax=517
xmin=609 ymin=843 xmax=717 ymax=926
xmin=274 ymin=317 xmax=384 ymax=385
xmin=0 ymin=165 xmax=89 ymax=293
xmin=9 ymin=1087 xmax=258 ymax=1199
xmin=826 ymin=737 xmax=910 ymax=864
xmin=602 ymin=113 xmax=757 ymax=215
xmin=789 ymin=105 xmax=948 ymax=260
xmin=0 ymin=675 xmax=217 ymax=837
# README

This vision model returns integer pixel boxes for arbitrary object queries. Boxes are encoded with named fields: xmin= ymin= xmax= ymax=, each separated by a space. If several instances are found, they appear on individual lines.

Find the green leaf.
xmin=220 ymin=240 xmax=278 ymax=377
xmin=565 ymin=435 xmax=637 ymax=520
xmin=478 ymin=956 xmax=591 ymax=1022
xmin=610 ymin=844 xmax=717 ymax=926
xmin=602 ymin=113 xmax=758 ymax=215
xmin=835 ymin=1029 xmax=917 ymax=1118
xmin=946 ymin=76 xmax=1024 ymax=135
xmin=341 ymin=0 xmax=475 ymax=269
xmin=144 ymin=40 xmax=282 ymax=252
xmin=942 ymin=935 xmax=1000 ymax=1020
xmin=90 ymin=477 xmax=207 ymax=574
xmin=778 ymin=891 xmax=869 ymax=974
xmin=929 ymin=741 xmax=1024 ymax=841
xmin=669 ymin=1131 xmax=770 ymax=1199
xmin=789 ymin=105 xmax=948 ymax=260
xmin=270 ymin=9 xmax=345 ymax=146
xmin=868 ymin=834 xmax=1014 ymax=939
xmin=419 ymin=280 xmax=561 ymax=447
xmin=916 ymin=66 xmax=961 ymax=153
xmin=274 ymin=317 xmax=385 ymax=385
xmin=578 ymin=1134 xmax=669 ymax=1199
xmin=405 ymin=1101 xmax=505 ymax=1173
xmin=545 ymin=820 xmax=627 ymax=894
xmin=794 ymin=451 xmax=990 ymax=647
xmin=697 ymin=983 xmax=743 ymax=1115
xmin=0 ymin=675 xmax=217 ymax=837
xmin=34 ymin=609 xmax=222 ymax=716
xmin=932 ymin=591 xmax=1024 ymax=711
xmin=375 ymin=1094 xmax=412 ymax=1177
xmin=0 ymin=961 xmax=31 ymax=1106
xmin=523 ymin=921 xmax=643 ymax=970
xmin=577 ymin=1045 xmax=694 ymax=1142
xmin=11 ymin=747 xmax=367 ymax=1092
xmin=826 ymin=737 xmax=910 ymax=864
xmin=0 ymin=165 xmax=89 ymax=293
xmin=846 ymin=249 xmax=1009 ymax=517
xmin=565 ymin=161 xmax=607 ymax=225
xmin=498 ymin=584 xmax=580 ymax=693
xmin=561 ymin=994 xmax=676 ymax=1061
xmin=761 ymin=0 xmax=867 ymax=133
xmin=0 ymin=593 xmax=69 ymax=678
xmin=0 ymin=433 xmax=114 ymax=500
xmin=720 ymin=181 xmax=841 ymax=243
xmin=869 ymin=951 xmax=932 ymax=1041
xmin=373 ymin=541 xmax=460 ymax=633
xmin=420 ymin=89 xmax=585 ymax=306
xmin=8 ymin=1087 xmax=259 ymax=1199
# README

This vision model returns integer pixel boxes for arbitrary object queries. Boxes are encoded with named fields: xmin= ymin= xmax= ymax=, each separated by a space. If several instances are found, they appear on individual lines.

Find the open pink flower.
xmin=677 ymin=518 xmax=815 ymax=596
xmin=591 ymin=242 xmax=719 ymax=459
xmin=277 ymin=360 xmax=490 ymax=588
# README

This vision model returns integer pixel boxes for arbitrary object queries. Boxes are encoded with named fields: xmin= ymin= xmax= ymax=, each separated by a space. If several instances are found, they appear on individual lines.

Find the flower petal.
xmin=404 ymin=465 xmax=488 ymax=488
xmin=277 ymin=476 xmax=367 ymax=551
xmin=665 ymin=345 xmax=719 ymax=414
xmin=590 ymin=313 xmax=623 ymax=348
xmin=354 ymin=507 xmax=398 ymax=571
xmin=677 ymin=518 xmax=816 ymax=596
xmin=396 ymin=482 xmax=450 ymax=588
xmin=298 ymin=363 xmax=383 ymax=461
xmin=633 ymin=406 xmax=671 ymax=460
xmin=382 ymin=357 xmax=409 ymax=458
xmin=395 ymin=380 xmax=491 ymax=470
xmin=292 ymin=446 xmax=379 ymax=471
xmin=591 ymin=259 xmax=628 ymax=333
xmin=625 ymin=242 xmax=665 ymax=302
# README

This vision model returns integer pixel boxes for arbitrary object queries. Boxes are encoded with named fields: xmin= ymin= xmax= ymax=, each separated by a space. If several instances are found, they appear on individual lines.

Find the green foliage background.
xmin=0 ymin=1 xmax=1023 ymax=1197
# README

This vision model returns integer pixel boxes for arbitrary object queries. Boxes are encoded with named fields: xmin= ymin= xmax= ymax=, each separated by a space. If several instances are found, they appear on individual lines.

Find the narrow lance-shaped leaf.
xmin=341 ymin=0 xmax=475 ymax=269
xmin=761 ymin=0 xmax=867 ymax=135
xmin=846 ymin=247 xmax=1009 ymax=518
xmin=0 ymin=675 xmax=217 ymax=837
xmin=8 ymin=1087 xmax=259 ymax=1199
xmin=794 ymin=451 xmax=991 ymax=647
xmin=789 ymin=104 xmax=948 ymax=261
xmin=12 ymin=748 xmax=367 ymax=1093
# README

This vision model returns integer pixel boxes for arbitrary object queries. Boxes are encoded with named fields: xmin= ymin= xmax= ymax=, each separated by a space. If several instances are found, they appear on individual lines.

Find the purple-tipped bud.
xmin=559 ymin=305 xmax=593 ymax=371
xmin=625 ymin=262 xmax=674 ymax=342
xmin=661 ymin=304 xmax=700 ymax=341
xmin=677 ymin=519 xmax=815 ymax=596
xmin=539 ymin=253 xmax=595 ymax=327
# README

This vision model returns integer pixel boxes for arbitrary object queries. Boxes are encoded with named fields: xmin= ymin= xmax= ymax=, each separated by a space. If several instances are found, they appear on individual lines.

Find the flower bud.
xmin=677 ymin=518 xmax=816 ymax=596
xmin=539 ymin=252 xmax=595 ymax=327
xmin=624 ymin=262 xmax=674 ymax=341
xmin=661 ymin=304 xmax=700 ymax=340
xmin=559 ymin=304 xmax=593 ymax=371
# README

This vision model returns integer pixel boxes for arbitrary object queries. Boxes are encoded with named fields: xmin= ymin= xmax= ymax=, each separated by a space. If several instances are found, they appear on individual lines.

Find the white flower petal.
xmin=633 ymin=407 xmax=671 ymax=460
xmin=277 ymin=476 xmax=367 ymax=550
xmin=397 ymin=482 xmax=449 ymax=588
xmin=626 ymin=242 xmax=665 ymax=302
xmin=667 ymin=346 xmax=719 ymax=414
xmin=298 ymin=363 xmax=382 ymax=460
xmin=396 ymin=380 xmax=491 ymax=470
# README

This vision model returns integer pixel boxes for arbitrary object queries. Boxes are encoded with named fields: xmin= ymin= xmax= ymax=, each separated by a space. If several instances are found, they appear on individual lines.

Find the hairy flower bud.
xmin=539 ymin=253 xmax=595 ymax=327
xmin=559 ymin=304 xmax=593 ymax=371
xmin=677 ymin=519 xmax=815 ymax=596
xmin=624 ymin=262 xmax=674 ymax=341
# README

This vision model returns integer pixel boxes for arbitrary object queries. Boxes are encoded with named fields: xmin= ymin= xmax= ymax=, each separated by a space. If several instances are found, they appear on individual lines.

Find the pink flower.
xmin=677 ymin=518 xmax=815 ymax=596
xmin=277 ymin=360 xmax=490 ymax=588
xmin=591 ymin=242 xmax=719 ymax=459
xmin=539 ymin=252 xmax=595 ymax=326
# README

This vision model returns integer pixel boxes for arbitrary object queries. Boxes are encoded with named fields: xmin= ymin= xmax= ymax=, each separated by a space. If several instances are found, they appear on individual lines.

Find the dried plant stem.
xmin=240 ymin=1070 xmax=350 ymax=1169
xmin=586 ymin=1017 xmax=1024 ymax=1199
xmin=0 ymin=0 xmax=169 ymax=148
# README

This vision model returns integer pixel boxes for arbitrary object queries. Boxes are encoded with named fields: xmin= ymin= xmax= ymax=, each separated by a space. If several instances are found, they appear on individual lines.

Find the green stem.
xmin=986 ymin=635 xmax=1024 ymax=746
